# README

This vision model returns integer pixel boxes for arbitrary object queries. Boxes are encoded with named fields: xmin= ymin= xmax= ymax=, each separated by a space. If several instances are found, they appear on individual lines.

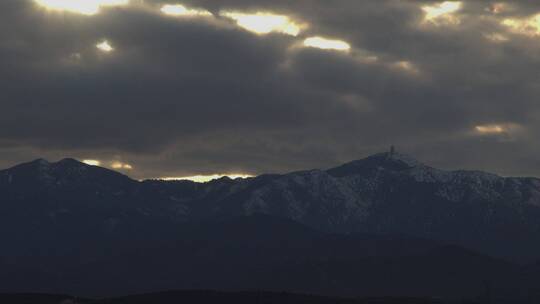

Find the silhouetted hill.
xmin=0 ymin=215 xmax=537 ymax=301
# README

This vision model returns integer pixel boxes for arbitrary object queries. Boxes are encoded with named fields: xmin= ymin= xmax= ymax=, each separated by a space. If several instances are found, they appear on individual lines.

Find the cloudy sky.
xmin=2 ymin=0 xmax=540 ymax=179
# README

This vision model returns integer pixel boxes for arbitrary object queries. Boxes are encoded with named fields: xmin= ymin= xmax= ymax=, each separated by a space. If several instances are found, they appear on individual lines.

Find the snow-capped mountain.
xmin=2 ymin=152 xmax=540 ymax=261
xmin=2 ymin=154 xmax=540 ymax=299
xmin=200 ymin=151 xmax=540 ymax=261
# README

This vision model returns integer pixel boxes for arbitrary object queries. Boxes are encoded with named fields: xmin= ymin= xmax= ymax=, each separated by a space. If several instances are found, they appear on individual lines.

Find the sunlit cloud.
xmin=160 ymin=174 xmax=253 ymax=183
xmin=475 ymin=125 xmax=504 ymax=134
xmin=111 ymin=161 xmax=133 ymax=170
xmin=474 ymin=123 xmax=523 ymax=136
xmin=33 ymin=0 xmax=129 ymax=16
xmin=96 ymin=40 xmax=114 ymax=52
xmin=219 ymin=11 xmax=304 ymax=36
xmin=83 ymin=159 xmax=132 ymax=170
xmin=83 ymin=159 xmax=101 ymax=166
xmin=161 ymin=4 xmax=213 ymax=17
xmin=422 ymin=1 xmax=462 ymax=25
xmin=502 ymin=14 xmax=540 ymax=37
xmin=303 ymin=36 xmax=351 ymax=52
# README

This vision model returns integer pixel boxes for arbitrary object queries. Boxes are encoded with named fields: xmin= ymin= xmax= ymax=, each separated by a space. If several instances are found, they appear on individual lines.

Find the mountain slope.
xmin=323 ymin=152 xmax=540 ymax=261
xmin=190 ymin=152 xmax=540 ymax=261
xmin=1 ymin=153 xmax=540 ymax=263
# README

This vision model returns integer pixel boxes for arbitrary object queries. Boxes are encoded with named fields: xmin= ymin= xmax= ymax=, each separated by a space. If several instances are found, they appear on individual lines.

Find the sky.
xmin=2 ymin=0 xmax=540 ymax=180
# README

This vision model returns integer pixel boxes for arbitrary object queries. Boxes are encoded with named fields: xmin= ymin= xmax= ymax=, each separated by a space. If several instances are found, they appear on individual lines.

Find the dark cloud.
xmin=1 ymin=0 xmax=540 ymax=178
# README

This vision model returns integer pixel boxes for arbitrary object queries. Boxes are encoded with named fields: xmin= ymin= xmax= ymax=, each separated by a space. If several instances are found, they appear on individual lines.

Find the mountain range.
xmin=2 ymin=152 xmax=540 ymax=301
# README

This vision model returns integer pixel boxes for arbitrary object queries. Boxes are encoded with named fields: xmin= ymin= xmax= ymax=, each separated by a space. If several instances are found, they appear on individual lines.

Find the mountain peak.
xmin=56 ymin=158 xmax=88 ymax=168
xmin=58 ymin=157 xmax=81 ymax=163
xmin=1 ymin=157 xmax=134 ymax=187
xmin=21 ymin=158 xmax=86 ymax=170
xmin=327 ymin=151 xmax=424 ymax=177
xmin=366 ymin=151 xmax=423 ymax=168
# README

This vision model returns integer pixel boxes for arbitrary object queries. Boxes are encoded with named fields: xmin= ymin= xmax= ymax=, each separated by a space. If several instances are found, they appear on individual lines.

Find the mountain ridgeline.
xmin=1 ymin=153 xmax=540 ymax=300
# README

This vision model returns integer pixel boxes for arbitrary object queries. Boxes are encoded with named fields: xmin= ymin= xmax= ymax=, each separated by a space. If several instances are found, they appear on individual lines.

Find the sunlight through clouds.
xmin=160 ymin=174 xmax=253 ymax=183
xmin=96 ymin=40 xmax=114 ymax=52
xmin=475 ymin=125 xmax=505 ymax=134
xmin=303 ymin=37 xmax=351 ymax=52
xmin=111 ymin=161 xmax=133 ymax=170
xmin=34 ymin=0 xmax=129 ymax=15
xmin=474 ymin=123 xmax=523 ymax=136
xmin=422 ymin=1 xmax=462 ymax=25
xmin=82 ymin=159 xmax=101 ymax=166
xmin=83 ymin=159 xmax=133 ymax=170
xmin=502 ymin=14 xmax=540 ymax=37
xmin=219 ymin=11 xmax=303 ymax=36
xmin=161 ymin=4 xmax=213 ymax=17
